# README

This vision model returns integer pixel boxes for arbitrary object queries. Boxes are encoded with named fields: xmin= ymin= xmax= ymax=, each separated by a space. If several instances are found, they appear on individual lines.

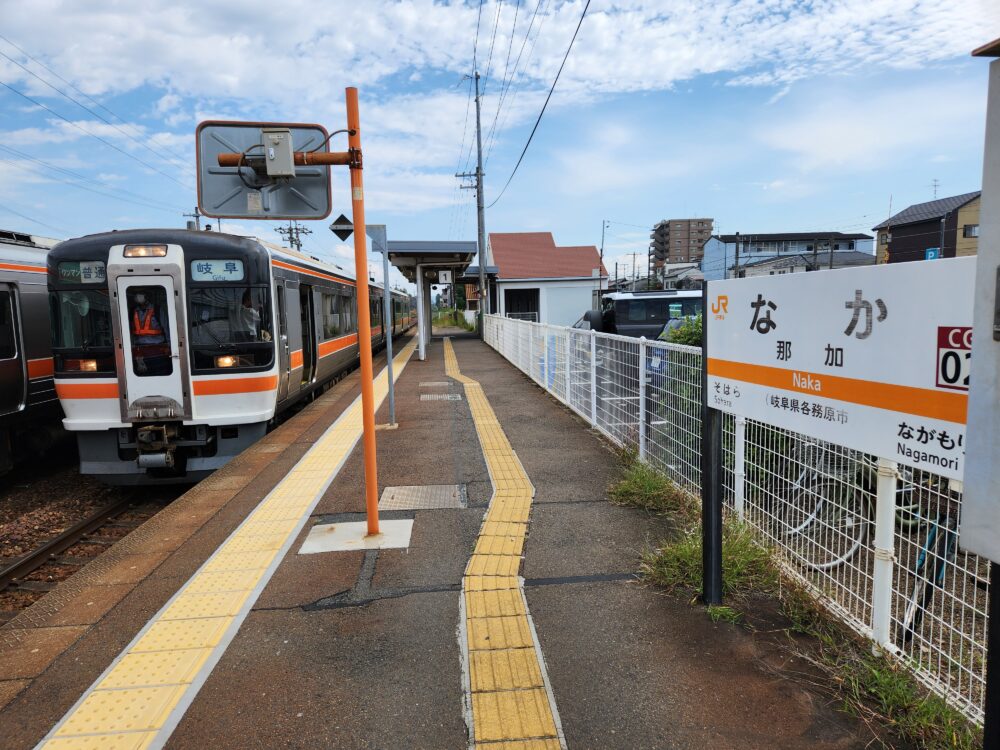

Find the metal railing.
xmin=483 ymin=314 xmax=989 ymax=725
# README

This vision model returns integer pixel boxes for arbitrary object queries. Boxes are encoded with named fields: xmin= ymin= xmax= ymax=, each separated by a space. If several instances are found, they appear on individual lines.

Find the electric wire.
xmin=0 ymin=80 xmax=190 ymax=188
xmin=0 ymin=46 xmax=194 ymax=176
xmin=481 ymin=0 xmax=505 ymax=97
xmin=485 ymin=0 xmax=548 ymax=164
xmin=0 ymin=204 xmax=67 ymax=234
xmin=486 ymin=0 xmax=591 ymax=209
xmin=0 ymin=150 xmax=185 ymax=213
xmin=0 ymin=33 xmax=192 ymax=167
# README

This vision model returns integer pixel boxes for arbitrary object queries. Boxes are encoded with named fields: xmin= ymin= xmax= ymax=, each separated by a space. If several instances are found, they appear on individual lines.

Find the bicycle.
xmin=776 ymin=445 xmax=919 ymax=571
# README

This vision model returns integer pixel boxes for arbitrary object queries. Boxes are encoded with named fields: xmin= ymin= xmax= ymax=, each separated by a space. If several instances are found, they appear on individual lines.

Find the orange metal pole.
xmin=346 ymin=86 xmax=380 ymax=537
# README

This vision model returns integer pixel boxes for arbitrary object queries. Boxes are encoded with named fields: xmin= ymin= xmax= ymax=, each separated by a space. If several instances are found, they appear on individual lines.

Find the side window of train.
xmin=321 ymin=292 xmax=340 ymax=339
xmin=343 ymin=289 xmax=356 ymax=334
xmin=0 ymin=291 xmax=16 ymax=360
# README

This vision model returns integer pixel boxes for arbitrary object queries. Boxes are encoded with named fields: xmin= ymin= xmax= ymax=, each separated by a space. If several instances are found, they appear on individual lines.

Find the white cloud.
xmin=756 ymin=79 xmax=985 ymax=171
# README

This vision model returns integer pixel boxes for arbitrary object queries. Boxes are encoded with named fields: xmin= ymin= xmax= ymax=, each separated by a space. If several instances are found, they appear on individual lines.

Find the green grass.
xmin=640 ymin=517 xmax=777 ymax=598
xmin=608 ymin=460 xmax=694 ymax=516
xmin=612 ymin=452 xmax=981 ymax=749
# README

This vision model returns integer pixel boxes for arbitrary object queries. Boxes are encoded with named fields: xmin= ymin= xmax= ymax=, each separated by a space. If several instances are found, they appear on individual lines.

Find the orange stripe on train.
xmin=318 ymin=334 xmax=359 ymax=358
xmin=0 ymin=262 xmax=45 ymax=275
xmin=192 ymin=375 xmax=279 ymax=396
xmin=55 ymin=381 xmax=119 ymax=399
xmin=28 ymin=358 xmax=54 ymax=379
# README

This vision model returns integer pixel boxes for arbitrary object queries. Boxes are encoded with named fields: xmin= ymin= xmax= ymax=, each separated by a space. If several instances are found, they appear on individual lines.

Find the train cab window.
xmin=49 ymin=289 xmax=115 ymax=374
xmin=126 ymin=286 xmax=172 ymax=377
xmin=0 ymin=292 xmax=16 ymax=360
xmin=188 ymin=287 xmax=273 ymax=372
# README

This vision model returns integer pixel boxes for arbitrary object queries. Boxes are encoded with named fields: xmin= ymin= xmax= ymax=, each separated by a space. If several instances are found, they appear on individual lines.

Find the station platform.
xmin=0 ymin=336 xmax=877 ymax=749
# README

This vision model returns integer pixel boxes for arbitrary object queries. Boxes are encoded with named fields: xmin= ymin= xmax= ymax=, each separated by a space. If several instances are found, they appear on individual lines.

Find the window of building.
xmin=964 ymin=224 xmax=980 ymax=238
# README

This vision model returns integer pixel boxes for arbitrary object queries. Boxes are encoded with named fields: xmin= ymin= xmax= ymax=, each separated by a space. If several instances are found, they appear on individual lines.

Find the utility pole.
xmin=183 ymin=207 xmax=202 ymax=230
xmin=600 ymin=219 xmax=609 ymax=295
xmin=734 ymin=232 xmax=740 ymax=279
xmin=276 ymin=221 xmax=312 ymax=252
xmin=456 ymin=71 xmax=488 ymax=335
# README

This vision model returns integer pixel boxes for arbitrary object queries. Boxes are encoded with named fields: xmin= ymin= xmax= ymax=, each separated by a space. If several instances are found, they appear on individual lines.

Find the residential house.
xmin=872 ymin=191 xmax=981 ymax=263
xmin=737 ymin=251 xmax=876 ymax=278
xmin=700 ymin=232 xmax=874 ymax=281
xmin=488 ymin=232 xmax=608 ymax=325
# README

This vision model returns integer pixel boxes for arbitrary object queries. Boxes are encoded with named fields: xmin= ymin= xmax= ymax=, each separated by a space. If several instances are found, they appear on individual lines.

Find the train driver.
xmin=130 ymin=290 xmax=171 ymax=375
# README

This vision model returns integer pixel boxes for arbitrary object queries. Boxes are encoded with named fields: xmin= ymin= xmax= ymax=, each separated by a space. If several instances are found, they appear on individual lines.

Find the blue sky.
xmin=0 ymin=0 xmax=997 ymax=288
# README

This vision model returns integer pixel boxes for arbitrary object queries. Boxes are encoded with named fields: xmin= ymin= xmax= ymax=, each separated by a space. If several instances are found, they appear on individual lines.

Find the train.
xmin=0 ymin=229 xmax=63 ymax=475
xmin=48 ymin=228 xmax=415 ymax=484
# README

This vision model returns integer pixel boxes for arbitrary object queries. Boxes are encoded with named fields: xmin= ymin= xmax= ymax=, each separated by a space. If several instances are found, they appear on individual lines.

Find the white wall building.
xmin=489 ymin=232 xmax=608 ymax=326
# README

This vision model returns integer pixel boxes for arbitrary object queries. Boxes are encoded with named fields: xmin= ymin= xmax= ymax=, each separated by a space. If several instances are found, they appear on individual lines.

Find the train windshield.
xmin=49 ymin=290 xmax=115 ymax=374
xmin=188 ymin=287 xmax=274 ymax=372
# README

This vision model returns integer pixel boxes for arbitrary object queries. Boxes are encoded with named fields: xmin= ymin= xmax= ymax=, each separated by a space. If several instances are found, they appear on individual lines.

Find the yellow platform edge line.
xmin=445 ymin=338 xmax=565 ymax=750
xmin=36 ymin=339 xmax=417 ymax=749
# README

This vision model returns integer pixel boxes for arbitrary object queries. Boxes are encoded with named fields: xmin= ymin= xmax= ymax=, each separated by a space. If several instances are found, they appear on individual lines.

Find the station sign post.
xmin=961 ymin=39 xmax=1000 ymax=746
xmin=196 ymin=87 xmax=385 ymax=538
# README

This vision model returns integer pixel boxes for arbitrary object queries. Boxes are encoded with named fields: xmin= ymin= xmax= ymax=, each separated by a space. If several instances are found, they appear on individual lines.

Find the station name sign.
xmin=705 ymin=257 xmax=975 ymax=480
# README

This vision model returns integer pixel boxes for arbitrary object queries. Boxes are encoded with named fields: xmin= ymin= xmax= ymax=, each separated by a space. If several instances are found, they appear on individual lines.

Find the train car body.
xmin=48 ymin=228 xmax=413 ymax=484
xmin=0 ymin=229 xmax=62 ymax=473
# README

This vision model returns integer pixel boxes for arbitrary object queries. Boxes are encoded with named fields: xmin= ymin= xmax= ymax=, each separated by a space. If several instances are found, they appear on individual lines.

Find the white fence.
xmin=483 ymin=313 xmax=990 ymax=726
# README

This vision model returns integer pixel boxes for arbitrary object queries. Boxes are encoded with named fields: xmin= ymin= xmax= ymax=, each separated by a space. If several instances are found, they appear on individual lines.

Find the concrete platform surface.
xmin=0 ymin=336 xmax=881 ymax=749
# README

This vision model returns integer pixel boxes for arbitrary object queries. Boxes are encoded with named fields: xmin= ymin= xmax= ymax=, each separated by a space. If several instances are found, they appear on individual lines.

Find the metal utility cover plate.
xmin=299 ymin=519 xmax=413 ymax=553
xmin=419 ymin=381 xmax=452 ymax=387
xmin=196 ymin=120 xmax=333 ymax=220
xmin=379 ymin=484 xmax=467 ymax=510
xmin=420 ymin=393 xmax=462 ymax=401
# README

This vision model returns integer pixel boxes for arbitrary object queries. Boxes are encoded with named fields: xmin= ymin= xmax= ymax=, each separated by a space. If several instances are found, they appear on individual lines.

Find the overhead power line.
xmin=0 ymin=47 xmax=193 ymax=176
xmin=485 ymin=0 xmax=549 ymax=165
xmin=0 ymin=80 xmax=189 ymax=188
xmin=0 ymin=34 xmax=192 ymax=169
xmin=0 ymin=204 xmax=67 ymax=234
xmin=487 ymin=0 xmax=591 ymax=209
xmin=0 ymin=148 xmax=185 ymax=213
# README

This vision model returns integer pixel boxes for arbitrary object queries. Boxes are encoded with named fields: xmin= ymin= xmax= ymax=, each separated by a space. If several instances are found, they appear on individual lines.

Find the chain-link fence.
xmin=483 ymin=314 xmax=989 ymax=725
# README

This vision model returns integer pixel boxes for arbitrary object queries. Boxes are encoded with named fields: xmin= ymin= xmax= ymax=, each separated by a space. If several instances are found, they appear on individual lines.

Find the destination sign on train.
xmin=190 ymin=259 xmax=246 ymax=282
xmin=705 ymin=257 xmax=975 ymax=480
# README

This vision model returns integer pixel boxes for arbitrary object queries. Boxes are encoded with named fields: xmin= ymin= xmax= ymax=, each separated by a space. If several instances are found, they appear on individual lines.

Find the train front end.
xmin=48 ymin=229 xmax=277 ymax=484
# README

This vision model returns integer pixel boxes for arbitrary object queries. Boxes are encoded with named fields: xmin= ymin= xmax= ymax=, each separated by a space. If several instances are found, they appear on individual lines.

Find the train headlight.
xmin=66 ymin=358 xmax=98 ymax=372
xmin=215 ymin=355 xmax=237 ymax=368
xmin=124 ymin=244 xmax=168 ymax=257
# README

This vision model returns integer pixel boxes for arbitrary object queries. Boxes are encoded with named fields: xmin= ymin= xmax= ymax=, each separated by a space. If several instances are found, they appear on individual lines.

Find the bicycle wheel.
xmin=780 ymin=481 xmax=869 ymax=571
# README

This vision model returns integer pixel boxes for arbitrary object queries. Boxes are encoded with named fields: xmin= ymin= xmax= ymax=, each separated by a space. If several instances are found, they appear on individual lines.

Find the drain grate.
xmin=420 ymin=393 xmax=462 ymax=401
xmin=378 ymin=484 xmax=467 ymax=510
xmin=419 ymin=381 xmax=452 ymax=387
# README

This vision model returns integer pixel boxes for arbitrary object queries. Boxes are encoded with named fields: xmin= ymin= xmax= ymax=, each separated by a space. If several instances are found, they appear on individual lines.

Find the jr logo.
xmin=711 ymin=295 xmax=728 ymax=319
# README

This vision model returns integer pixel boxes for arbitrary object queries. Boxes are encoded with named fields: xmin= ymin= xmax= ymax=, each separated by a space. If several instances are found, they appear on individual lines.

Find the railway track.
xmin=0 ymin=494 xmax=169 ymax=624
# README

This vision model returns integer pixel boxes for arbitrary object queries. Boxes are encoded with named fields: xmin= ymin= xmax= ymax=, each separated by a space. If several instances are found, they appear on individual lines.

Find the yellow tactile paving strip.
xmin=36 ymin=340 xmax=417 ymax=750
xmin=444 ymin=339 xmax=565 ymax=750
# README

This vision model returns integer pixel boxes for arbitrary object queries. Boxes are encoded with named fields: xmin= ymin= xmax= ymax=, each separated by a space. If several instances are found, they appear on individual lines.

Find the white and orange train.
xmin=48 ymin=228 xmax=414 ymax=484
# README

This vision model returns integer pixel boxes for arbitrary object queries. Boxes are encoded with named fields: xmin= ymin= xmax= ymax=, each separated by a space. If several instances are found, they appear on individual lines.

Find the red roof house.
xmin=487 ymin=232 xmax=608 ymax=326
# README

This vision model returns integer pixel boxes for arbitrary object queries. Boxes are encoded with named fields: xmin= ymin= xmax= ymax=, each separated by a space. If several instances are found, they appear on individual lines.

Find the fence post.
xmin=544 ymin=326 xmax=551 ymax=389
xmin=871 ymin=457 xmax=898 ymax=651
xmin=589 ymin=330 xmax=598 ymax=426
xmin=734 ymin=415 xmax=746 ymax=520
xmin=638 ymin=338 xmax=647 ymax=461
xmin=565 ymin=329 xmax=572 ymax=405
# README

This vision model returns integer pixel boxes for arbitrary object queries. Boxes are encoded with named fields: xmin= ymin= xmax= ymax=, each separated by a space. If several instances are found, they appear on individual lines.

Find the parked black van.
xmin=578 ymin=290 xmax=702 ymax=338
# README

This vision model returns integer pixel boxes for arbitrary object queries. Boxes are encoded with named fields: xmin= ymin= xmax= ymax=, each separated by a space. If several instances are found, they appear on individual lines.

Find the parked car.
xmin=576 ymin=290 xmax=702 ymax=338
